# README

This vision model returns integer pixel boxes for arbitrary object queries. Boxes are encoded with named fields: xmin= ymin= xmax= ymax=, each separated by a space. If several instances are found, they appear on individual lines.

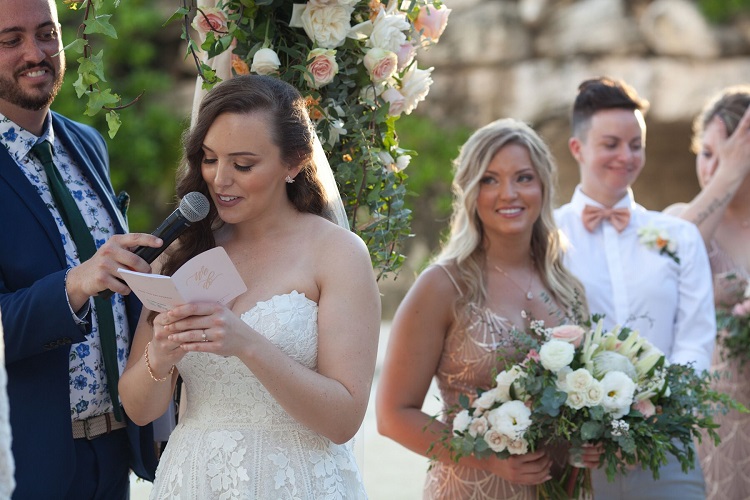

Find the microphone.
xmin=98 ymin=192 xmax=211 ymax=299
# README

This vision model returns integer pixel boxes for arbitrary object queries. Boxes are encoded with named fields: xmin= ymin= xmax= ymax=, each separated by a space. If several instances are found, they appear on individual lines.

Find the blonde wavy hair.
xmin=436 ymin=118 xmax=587 ymax=320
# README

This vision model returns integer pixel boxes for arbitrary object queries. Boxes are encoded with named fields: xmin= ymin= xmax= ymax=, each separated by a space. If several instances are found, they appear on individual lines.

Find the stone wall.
xmin=380 ymin=0 xmax=750 ymax=315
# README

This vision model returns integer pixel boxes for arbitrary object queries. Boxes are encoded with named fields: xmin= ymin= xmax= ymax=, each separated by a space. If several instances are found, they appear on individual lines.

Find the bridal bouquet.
xmin=715 ymin=274 xmax=750 ymax=366
xmin=447 ymin=318 xmax=744 ymax=499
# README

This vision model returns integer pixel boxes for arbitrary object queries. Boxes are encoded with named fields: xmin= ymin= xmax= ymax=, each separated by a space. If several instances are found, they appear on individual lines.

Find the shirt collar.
xmin=569 ymin=185 xmax=636 ymax=213
xmin=0 ymin=110 xmax=55 ymax=162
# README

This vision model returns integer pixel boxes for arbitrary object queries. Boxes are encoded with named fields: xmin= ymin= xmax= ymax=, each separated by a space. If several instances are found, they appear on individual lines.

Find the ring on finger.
xmin=201 ymin=330 xmax=208 ymax=342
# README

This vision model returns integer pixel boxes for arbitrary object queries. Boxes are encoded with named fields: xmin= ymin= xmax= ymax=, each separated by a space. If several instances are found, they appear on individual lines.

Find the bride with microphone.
xmin=118 ymin=75 xmax=380 ymax=498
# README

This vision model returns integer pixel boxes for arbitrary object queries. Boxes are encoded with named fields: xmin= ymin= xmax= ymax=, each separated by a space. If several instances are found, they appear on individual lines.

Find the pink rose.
xmin=364 ymin=47 xmax=398 ymax=83
xmin=633 ymin=399 xmax=656 ymax=418
xmin=524 ymin=349 xmax=540 ymax=364
xmin=550 ymin=325 xmax=586 ymax=348
xmin=413 ymin=4 xmax=451 ymax=43
xmin=381 ymin=87 xmax=405 ymax=116
xmin=304 ymin=48 xmax=339 ymax=89
xmin=191 ymin=7 xmax=228 ymax=35
xmin=732 ymin=298 xmax=750 ymax=317
xmin=395 ymin=42 xmax=416 ymax=70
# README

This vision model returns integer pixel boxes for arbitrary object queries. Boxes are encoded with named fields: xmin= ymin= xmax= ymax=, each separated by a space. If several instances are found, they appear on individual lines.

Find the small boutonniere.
xmin=637 ymin=225 xmax=680 ymax=264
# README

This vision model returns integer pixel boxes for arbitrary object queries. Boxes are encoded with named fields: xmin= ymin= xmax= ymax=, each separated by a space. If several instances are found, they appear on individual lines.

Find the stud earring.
xmin=285 ymin=175 xmax=295 ymax=184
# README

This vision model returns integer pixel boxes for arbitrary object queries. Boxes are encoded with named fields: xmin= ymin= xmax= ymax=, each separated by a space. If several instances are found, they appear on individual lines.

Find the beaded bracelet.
xmin=144 ymin=341 xmax=174 ymax=382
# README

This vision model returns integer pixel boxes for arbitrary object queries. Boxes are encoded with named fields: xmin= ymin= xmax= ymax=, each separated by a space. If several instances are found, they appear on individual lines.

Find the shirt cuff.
xmin=64 ymin=267 xmax=91 ymax=327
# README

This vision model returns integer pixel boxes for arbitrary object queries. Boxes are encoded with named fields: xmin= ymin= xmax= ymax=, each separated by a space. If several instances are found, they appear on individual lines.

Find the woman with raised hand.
xmin=665 ymin=86 xmax=750 ymax=500
xmin=118 ymin=75 xmax=380 ymax=498
xmin=376 ymin=118 xmax=591 ymax=499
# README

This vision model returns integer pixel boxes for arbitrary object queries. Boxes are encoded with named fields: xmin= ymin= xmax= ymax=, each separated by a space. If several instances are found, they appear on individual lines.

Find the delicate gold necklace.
xmin=494 ymin=262 xmax=534 ymax=301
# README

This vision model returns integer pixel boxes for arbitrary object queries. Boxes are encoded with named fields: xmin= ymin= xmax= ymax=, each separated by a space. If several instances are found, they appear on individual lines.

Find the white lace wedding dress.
xmin=149 ymin=291 xmax=367 ymax=499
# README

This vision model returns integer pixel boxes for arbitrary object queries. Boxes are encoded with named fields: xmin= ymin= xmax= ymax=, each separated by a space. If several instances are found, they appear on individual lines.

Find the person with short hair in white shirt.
xmin=555 ymin=76 xmax=715 ymax=500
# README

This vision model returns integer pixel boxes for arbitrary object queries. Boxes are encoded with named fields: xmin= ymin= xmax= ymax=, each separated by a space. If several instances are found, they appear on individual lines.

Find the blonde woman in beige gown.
xmin=376 ymin=119 xmax=597 ymax=499
xmin=665 ymin=86 xmax=750 ymax=500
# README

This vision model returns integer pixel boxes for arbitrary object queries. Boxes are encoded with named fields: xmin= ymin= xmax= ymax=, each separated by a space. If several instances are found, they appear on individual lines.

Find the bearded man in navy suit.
xmin=0 ymin=0 xmax=163 ymax=497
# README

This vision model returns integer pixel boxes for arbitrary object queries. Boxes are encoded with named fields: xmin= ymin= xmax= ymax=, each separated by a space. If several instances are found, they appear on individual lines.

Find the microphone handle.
xmin=133 ymin=216 xmax=192 ymax=264
xmin=97 ymin=211 xmax=192 ymax=300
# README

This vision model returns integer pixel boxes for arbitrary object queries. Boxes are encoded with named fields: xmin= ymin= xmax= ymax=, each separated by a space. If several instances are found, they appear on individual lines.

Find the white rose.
xmin=495 ymin=365 xmax=525 ymax=403
xmin=565 ymin=391 xmax=586 ymax=410
xmin=452 ymin=409 xmax=471 ymax=433
xmin=487 ymin=401 xmax=531 ymax=440
xmin=250 ymin=48 xmax=281 ymax=76
xmin=483 ymin=429 xmax=508 ymax=453
xmin=472 ymin=388 xmax=499 ymax=412
xmin=566 ymin=368 xmax=593 ymax=392
xmin=600 ymin=371 xmax=636 ymax=418
xmin=369 ymin=9 xmax=410 ymax=52
xmin=301 ymin=4 xmax=352 ymax=49
xmin=398 ymin=65 xmax=433 ymax=115
xmin=584 ymin=380 xmax=604 ymax=407
xmin=539 ymin=339 xmax=575 ymax=372
xmin=507 ymin=437 xmax=530 ymax=455
xmin=555 ymin=366 xmax=573 ymax=392
xmin=468 ymin=416 xmax=488 ymax=437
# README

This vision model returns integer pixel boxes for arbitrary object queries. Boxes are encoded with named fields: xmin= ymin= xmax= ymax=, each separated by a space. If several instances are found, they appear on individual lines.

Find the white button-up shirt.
xmin=555 ymin=186 xmax=715 ymax=373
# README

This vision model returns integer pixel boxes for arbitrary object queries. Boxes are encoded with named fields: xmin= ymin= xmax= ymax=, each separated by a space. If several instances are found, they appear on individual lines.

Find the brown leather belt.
xmin=72 ymin=412 xmax=126 ymax=440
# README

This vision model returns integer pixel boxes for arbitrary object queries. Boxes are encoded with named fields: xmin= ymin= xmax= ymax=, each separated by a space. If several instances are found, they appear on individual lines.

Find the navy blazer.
xmin=0 ymin=112 xmax=157 ymax=497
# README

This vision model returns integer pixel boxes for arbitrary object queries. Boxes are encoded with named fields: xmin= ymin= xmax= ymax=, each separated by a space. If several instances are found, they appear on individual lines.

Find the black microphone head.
xmin=179 ymin=192 xmax=210 ymax=223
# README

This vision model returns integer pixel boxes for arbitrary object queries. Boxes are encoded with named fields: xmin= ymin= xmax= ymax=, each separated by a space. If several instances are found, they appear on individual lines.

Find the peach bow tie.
xmin=582 ymin=205 xmax=631 ymax=233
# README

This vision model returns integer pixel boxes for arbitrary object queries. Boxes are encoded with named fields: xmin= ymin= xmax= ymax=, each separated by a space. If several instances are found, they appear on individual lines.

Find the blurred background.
xmin=56 ymin=1 xmax=750 ymax=497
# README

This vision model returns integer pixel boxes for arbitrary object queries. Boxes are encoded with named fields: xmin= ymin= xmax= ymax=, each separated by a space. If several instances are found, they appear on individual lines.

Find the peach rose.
xmin=231 ymin=54 xmax=250 ymax=76
xmin=633 ymin=399 xmax=656 ymax=418
xmin=413 ymin=4 xmax=451 ymax=43
xmin=304 ymin=48 xmax=339 ymax=89
xmin=550 ymin=325 xmax=586 ymax=348
xmin=364 ymin=47 xmax=398 ymax=84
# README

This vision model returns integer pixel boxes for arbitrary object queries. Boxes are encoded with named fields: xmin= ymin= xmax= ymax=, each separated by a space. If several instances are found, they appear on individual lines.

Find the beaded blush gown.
xmin=423 ymin=266 xmax=542 ymax=500
xmin=149 ymin=291 xmax=367 ymax=499
xmin=697 ymin=244 xmax=750 ymax=500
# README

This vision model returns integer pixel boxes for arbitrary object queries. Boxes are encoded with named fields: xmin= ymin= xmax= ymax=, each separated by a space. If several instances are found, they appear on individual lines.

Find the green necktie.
xmin=32 ymin=141 xmax=124 ymax=422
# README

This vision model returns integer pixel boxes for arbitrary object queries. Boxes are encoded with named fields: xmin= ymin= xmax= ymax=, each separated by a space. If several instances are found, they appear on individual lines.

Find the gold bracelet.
xmin=144 ymin=341 xmax=174 ymax=382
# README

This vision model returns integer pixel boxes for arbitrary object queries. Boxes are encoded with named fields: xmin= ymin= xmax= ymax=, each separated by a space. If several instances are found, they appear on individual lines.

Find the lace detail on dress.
xmin=150 ymin=291 xmax=366 ymax=499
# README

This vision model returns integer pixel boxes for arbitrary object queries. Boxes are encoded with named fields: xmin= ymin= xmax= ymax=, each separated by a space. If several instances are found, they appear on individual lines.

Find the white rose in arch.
xmin=250 ymin=48 xmax=281 ymax=76
xmin=301 ymin=3 xmax=352 ymax=49
xmin=399 ymin=65 xmax=434 ymax=115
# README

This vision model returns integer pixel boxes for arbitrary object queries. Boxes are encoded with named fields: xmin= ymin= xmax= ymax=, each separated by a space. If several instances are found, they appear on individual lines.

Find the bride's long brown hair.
xmin=159 ymin=75 xmax=327 ymax=280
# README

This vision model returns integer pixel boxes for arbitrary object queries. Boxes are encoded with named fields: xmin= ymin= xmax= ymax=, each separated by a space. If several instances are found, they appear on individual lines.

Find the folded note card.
xmin=118 ymin=247 xmax=247 ymax=312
